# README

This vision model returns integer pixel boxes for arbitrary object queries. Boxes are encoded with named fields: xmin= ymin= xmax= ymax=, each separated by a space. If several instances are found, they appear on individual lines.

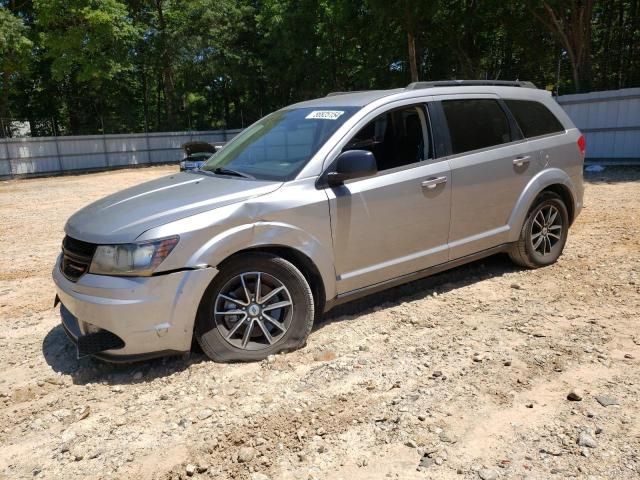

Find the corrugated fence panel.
xmin=105 ymin=134 xmax=150 ymax=167
xmin=0 ymin=129 xmax=240 ymax=178
xmin=7 ymin=137 xmax=60 ymax=175
xmin=57 ymin=135 xmax=107 ymax=171
xmin=557 ymin=87 xmax=640 ymax=164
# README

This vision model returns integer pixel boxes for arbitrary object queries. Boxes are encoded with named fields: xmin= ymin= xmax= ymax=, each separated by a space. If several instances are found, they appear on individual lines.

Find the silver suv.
xmin=53 ymin=80 xmax=584 ymax=362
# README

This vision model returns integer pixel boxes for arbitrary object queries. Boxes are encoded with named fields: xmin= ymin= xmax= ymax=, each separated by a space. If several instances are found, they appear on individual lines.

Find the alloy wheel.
xmin=214 ymin=272 xmax=293 ymax=351
xmin=530 ymin=204 xmax=563 ymax=256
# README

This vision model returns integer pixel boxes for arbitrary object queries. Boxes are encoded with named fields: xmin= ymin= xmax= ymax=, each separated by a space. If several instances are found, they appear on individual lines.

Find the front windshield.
xmin=201 ymin=106 xmax=359 ymax=181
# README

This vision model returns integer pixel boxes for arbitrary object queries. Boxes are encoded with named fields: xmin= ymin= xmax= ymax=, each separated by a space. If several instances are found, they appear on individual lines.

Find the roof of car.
xmin=285 ymin=81 xmax=547 ymax=109
xmin=286 ymin=89 xmax=405 ymax=108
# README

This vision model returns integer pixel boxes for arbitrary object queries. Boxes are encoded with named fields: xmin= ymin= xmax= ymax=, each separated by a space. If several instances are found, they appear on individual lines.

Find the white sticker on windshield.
xmin=305 ymin=110 xmax=345 ymax=120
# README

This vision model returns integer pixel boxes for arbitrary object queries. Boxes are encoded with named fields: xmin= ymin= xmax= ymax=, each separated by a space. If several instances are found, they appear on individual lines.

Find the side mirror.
xmin=326 ymin=150 xmax=377 ymax=187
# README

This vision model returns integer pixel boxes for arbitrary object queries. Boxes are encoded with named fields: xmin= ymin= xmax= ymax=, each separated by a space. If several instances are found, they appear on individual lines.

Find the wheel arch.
xmin=188 ymin=221 xmax=335 ymax=315
xmin=219 ymin=245 xmax=327 ymax=317
xmin=507 ymin=168 xmax=578 ymax=243
xmin=540 ymin=183 xmax=575 ymax=225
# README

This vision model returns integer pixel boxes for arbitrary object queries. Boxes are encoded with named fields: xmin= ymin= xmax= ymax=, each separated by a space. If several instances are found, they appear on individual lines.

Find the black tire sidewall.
xmin=195 ymin=253 xmax=314 ymax=362
xmin=524 ymin=194 xmax=569 ymax=266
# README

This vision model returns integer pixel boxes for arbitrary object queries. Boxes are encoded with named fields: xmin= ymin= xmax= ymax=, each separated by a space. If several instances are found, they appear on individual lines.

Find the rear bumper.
xmin=572 ymin=172 xmax=584 ymax=223
xmin=52 ymin=255 xmax=217 ymax=361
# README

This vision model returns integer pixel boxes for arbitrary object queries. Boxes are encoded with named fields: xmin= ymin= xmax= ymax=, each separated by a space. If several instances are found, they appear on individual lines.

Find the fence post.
xmin=1 ymin=138 xmax=12 ymax=178
xmin=53 ymin=135 xmax=63 ymax=174
xmin=145 ymin=132 xmax=152 ymax=164
xmin=0 ymin=117 xmax=12 ymax=178
xmin=102 ymin=135 xmax=110 ymax=168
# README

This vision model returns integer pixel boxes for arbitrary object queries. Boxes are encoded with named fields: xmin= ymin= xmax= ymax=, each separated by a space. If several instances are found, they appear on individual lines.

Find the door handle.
xmin=421 ymin=176 xmax=447 ymax=189
xmin=512 ymin=156 xmax=531 ymax=167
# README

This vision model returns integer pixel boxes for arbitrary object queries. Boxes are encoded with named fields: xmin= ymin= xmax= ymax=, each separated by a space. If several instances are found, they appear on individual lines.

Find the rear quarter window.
xmin=504 ymin=99 xmax=565 ymax=138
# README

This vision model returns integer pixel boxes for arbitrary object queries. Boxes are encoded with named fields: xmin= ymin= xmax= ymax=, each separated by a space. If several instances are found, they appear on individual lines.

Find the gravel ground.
xmin=0 ymin=165 xmax=638 ymax=480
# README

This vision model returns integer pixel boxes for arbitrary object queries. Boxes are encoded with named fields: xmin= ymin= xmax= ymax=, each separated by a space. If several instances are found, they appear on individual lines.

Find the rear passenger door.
xmin=431 ymin=94 xmax=537 ymax=259
xmin=503 ymin=98 xmax=568 ymax=173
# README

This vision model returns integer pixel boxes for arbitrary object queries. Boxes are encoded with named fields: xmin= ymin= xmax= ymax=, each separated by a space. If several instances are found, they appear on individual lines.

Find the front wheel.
xmin=195 ymin=253 xmax=315 ymax=362
xmin=509 ymin=192 xmax=569 ymax=268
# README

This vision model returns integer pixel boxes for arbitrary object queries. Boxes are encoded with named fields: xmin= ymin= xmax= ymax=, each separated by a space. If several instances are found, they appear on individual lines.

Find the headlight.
xmin=89 ymin=236 xmax=179 ymax=276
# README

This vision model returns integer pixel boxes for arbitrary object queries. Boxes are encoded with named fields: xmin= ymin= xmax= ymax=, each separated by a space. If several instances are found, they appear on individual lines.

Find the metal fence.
xmin=556 ymin=87 xmax=640 ymax=165
xmin=0 ymin=129 xmax=241 ymax=178
xmin=2 ymin=87 xmax=639 ymax=179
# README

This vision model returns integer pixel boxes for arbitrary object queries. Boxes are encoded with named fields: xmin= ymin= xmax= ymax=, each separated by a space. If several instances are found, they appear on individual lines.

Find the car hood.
xmin=65 ymin=172 xmax=282 ymax=244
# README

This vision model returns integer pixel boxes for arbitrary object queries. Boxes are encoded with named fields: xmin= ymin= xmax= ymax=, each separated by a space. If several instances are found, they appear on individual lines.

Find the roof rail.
xmin=406 ymin=80 xmax=537 ymax=90
xmin=325 ymin=91 xmax=367 ymax=97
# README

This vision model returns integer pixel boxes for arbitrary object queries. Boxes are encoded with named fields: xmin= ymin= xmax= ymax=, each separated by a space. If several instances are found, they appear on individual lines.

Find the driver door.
xmin=325 ymin=103 xmax=451 ymax=294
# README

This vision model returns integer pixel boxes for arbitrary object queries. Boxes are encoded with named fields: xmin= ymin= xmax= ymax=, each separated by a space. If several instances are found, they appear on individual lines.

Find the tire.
xmin=194 ymin=253 xmax=315 ymax=362
xmin=509 ymin=191 xmax=569 ymax=269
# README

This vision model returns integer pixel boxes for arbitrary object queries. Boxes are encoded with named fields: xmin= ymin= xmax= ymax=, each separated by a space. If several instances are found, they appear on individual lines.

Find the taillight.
xmin=577 ymin=134 xmax=586 ymax=157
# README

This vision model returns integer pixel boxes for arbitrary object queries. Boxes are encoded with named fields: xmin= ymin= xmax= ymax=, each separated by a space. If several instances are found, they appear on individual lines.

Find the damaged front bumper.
xmin=52 ymin=255 xmax=217 ymax=362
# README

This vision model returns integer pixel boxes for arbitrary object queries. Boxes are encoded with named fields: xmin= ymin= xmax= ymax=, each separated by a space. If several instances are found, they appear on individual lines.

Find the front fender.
xmin=507 ymin=168 xmax=577 ymax=243
xmin=188 ymin=221 xmax=337 ymax=301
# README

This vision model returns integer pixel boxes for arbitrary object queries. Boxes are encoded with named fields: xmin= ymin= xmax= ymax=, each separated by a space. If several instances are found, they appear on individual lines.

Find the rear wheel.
xmin=195 ymin=253 xmax=314 ymax=362
xmin=509 ymin=192 xmax=569 ymax=268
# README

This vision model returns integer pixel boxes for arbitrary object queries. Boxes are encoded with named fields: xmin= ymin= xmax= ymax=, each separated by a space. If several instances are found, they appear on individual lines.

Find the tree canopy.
xmin=1 ymin=0 xmax=639 ymax=136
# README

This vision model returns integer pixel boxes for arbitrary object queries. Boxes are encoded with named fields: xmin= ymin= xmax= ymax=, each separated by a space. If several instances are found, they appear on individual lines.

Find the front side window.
xmin=343 ymin=105 xmax=431 ymax=171
xmin=504 ymin=99 xmax=565 ymax=138
xmin=442 ymin=99 xmax=511 ymax=154
xmin=202 ymin=107 xmax=359 ymax=180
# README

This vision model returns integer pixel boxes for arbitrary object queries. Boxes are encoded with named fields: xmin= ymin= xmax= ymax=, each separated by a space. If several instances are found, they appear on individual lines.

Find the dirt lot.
xmin=0 ymin=165 xmax=638 ymax=480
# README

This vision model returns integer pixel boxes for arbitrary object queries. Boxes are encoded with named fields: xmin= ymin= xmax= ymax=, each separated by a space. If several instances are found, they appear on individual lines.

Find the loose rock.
xmin=577 ymin=431 xmax=598 ymax=448
xmin=567 ymin=388 xmax=583 ymax=401
xmin=418 ymin=455 xmax=434 ymax=469
xmin=439 ymin=431 xmax=457 ymax=444
xmin=478 ymin=468 xmax=498 ymax=480
xmin=237 ymin=446 xmax=256 ymax=463
xmin=472 ymin=352 xmax=485 ymax=362
xmin=595 ymin=395 xmax=620 ymax=407
xmin=250 ymin=474 xmax=271 ymax=480
xmin=197 ymin=409 xmax=213 ymax=420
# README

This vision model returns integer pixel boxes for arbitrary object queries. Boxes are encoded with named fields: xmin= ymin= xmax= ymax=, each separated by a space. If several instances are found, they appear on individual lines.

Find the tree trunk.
xmin=156 ymin=71 xmax=163 ymax=130
xmin=407 ymin=29 xmax=419 ymax=82
xmin=222 ymin=77 xmax=230 ymax=130
xmin=0 ymin=73 xmax=10 ymax=135
xmin=155 ymin=0 xmax=177 ymax=128
xmin=404 ymin=4 xmax=419 ymax=83
xmin=601 ymin=0 xmax=614 ymax=89
xmin=142 ymin=63 xmax=149 ymax=132
xmin=630 ymin=0 xmax=640 ymax=87
xmin=533 ymin=1 xmax=595 ymax=93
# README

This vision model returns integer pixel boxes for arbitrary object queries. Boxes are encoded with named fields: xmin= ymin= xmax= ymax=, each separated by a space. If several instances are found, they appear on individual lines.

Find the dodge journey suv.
xmin=53 ymin=80 xmax=584 ymax=362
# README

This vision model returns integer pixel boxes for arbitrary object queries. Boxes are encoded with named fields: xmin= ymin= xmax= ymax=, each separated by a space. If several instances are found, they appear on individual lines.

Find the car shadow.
xmin=316 ymin=253 xmax=519 ymax=329
xmin=41 ymin=324 xmax=206 ymax=385
xmin=42 ymin=253 xmax=518 ymax=382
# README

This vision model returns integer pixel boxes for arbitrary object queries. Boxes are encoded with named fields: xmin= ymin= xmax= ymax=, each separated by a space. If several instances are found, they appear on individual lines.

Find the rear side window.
xmin=441 ymin=99 xmax=511 ymax=154
xmin=504 ymin=99 xmax=565 ymax=138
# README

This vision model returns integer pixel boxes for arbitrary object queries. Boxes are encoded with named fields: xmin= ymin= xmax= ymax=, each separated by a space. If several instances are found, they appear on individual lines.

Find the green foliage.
xmin=2 ymin=0 xmax=640 ymax=136
xmin=34 ymin=0 xmax=137 ymax=83
xmin=0 ymin=6 xmax=33 ymax=127
xmin=0 ymin=7 xmax=32 ymax=75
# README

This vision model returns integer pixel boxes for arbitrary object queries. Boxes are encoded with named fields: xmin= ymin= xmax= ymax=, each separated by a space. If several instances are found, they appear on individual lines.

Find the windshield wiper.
xmin=212 ymin=167 xmax=254 ymax=179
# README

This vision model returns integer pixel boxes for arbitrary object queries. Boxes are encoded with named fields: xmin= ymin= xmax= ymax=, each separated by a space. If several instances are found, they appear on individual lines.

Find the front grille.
xmin=61 ymin=236 xmax=97 ymax=282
